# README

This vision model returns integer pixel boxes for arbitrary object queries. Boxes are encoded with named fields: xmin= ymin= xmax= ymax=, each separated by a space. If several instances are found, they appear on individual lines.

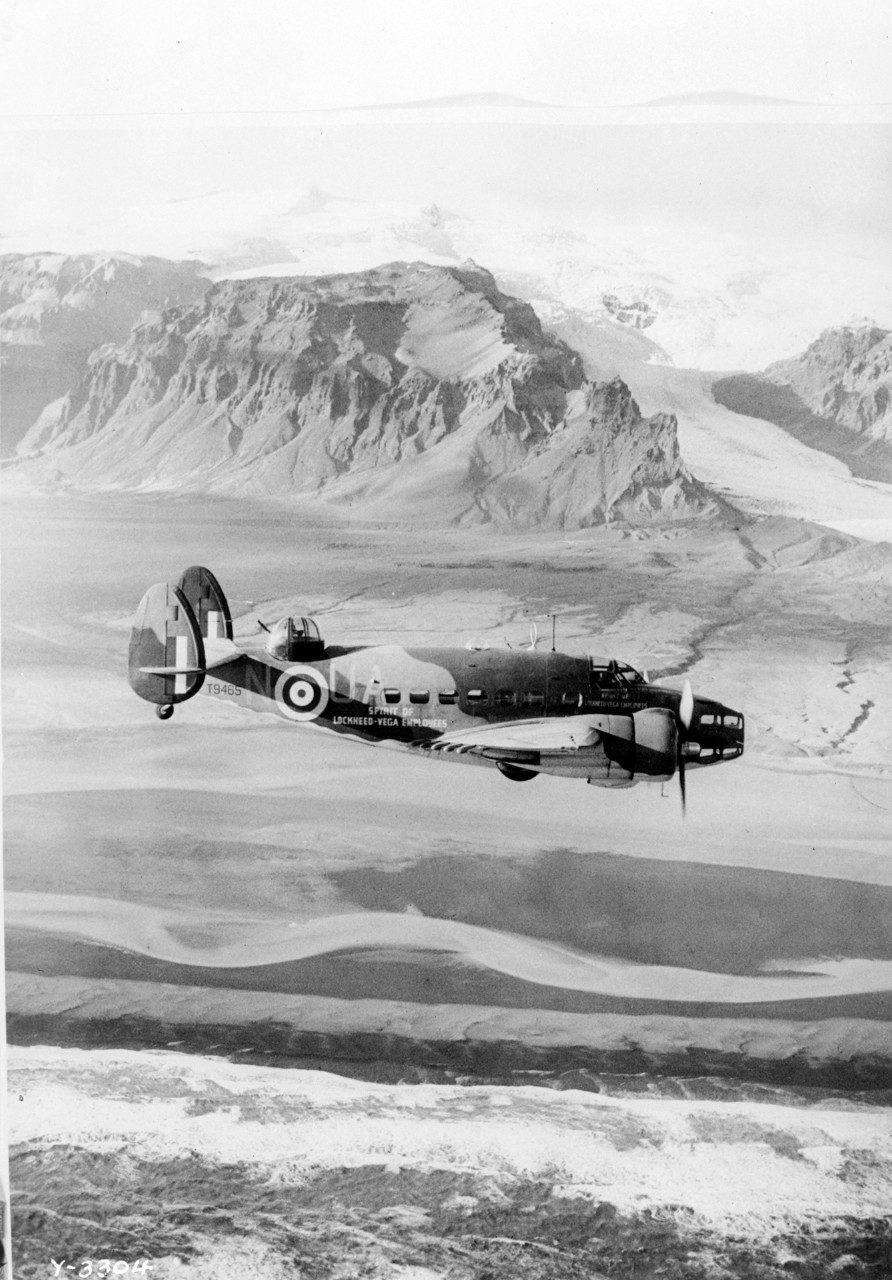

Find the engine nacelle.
xmin=603 ymin=707 xmax=678 ymax=781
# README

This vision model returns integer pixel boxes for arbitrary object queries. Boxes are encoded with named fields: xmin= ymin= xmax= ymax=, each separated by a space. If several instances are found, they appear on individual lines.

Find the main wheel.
xmin=496 ymin=761 xmax=538 ymax=782
xmin=155 ymin=704 xmax=174 ymax=721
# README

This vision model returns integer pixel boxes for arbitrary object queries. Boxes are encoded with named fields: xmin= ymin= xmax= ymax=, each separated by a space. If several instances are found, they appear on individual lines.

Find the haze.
xmin=2 ymin=0 xmax=890 ymax=114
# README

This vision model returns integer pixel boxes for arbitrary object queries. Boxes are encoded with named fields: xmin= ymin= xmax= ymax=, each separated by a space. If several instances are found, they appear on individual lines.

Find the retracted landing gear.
xmin=496 ymin=761 xmax=538 ymax=782
xmin=155 ymin=704 xmax=174 ymax=721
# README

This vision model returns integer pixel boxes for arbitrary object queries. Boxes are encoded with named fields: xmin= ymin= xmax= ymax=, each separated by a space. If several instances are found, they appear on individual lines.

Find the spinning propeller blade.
xmin=679 ymin=678 xmax=694 ymax=730
xmin=677 ymin=678 xmax=694 ymax=817
xmin=678 ymin=753 xmax=687 ymax=816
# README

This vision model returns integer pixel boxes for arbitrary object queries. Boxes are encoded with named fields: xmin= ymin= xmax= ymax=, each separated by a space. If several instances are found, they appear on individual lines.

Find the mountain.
xmin=0 ymin=252 xmax=209 ymax=454
xmin=212 ymin=200 xmax=891 ymax=373
xmin=712 ymin=324 xmax=892 ymax=483
xmin=634 ymin=91 xmax=812 ymax=107
xmin=4 ymin=192 xmax=889 ymax=373
xmin=17 ymin=262 xmax=707 ymax=528
xmin=763 ymin=324 xmax=892 ymax=444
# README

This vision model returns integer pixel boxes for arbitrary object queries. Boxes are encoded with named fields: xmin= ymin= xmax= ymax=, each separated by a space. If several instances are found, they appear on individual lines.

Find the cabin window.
xmin=523 ymin=691 xmax=545 ymax=707
xmin=438 ymin=689 xmax=458 ymax=705
xmin=409 ymin=689 xmax=430 ymax=704
xmin=723 ymin=713 xmax=741 ymax=727
xmin=466 ymin=689 xmax=487 ymax=702
xmin=495 ymin=689 xmax=515 ymax=707
xmin=700 ymin=713 xmax=715 ymax=725
xmin=383 ymin=689 xmax=401 ymax=704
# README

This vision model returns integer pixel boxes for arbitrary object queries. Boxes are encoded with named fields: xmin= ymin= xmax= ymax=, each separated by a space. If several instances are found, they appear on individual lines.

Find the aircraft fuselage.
xmin=200 ymin=641 xmax=743 ymax=772
xmin=128 ymin=566 xmax=744 ymax=791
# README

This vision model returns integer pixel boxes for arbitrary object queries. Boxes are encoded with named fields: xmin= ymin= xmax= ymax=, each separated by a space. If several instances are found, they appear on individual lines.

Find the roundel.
xmin=274 ymin=664 xmax=330 ymax=722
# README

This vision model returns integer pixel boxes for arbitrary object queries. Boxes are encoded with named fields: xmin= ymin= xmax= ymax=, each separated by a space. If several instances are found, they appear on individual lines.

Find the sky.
xmin=0 ymin=0 xmax=888 ymax=265
xmin=0 ymin=0 xmax=890 ymax=117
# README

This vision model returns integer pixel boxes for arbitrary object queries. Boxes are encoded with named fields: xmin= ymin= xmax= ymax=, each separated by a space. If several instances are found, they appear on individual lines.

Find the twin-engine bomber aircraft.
xmin=129 ymin=566 xmax=744 ymax=809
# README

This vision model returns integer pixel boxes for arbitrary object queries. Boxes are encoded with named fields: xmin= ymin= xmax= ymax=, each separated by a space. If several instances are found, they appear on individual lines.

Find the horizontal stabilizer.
xmin=138 ymin=665 xmax=205 ymax=676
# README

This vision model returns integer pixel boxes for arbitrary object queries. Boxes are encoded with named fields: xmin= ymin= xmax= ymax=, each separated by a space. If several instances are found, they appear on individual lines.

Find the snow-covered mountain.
xmin=210 ymin=201 xmax=892 ymax=372
xmin=0 ymin=251 xmax=207 ymax=454
xmin=18 ymin=262 xmax=705 ymax=528
xmin=4 ymin=190 xmax=889 ymax=373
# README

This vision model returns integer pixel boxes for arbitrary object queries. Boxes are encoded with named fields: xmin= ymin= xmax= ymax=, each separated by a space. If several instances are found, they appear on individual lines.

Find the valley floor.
xmin=9 ymin=1046 xmax=892 ymax=1280
xmin=3 ymin=489 xmax=890 ymax=1276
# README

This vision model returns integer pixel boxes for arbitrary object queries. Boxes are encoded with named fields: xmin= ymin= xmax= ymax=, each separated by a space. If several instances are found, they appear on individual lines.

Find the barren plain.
xmin=4 ymin=465 xmax=891 ymax=1275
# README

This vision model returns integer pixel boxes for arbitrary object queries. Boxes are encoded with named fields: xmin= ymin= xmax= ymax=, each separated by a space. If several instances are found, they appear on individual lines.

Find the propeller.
xmin=528 ymin=622 xmax=539 ymax=651
xmin=677 ymin=678 xmax=694 ymax=816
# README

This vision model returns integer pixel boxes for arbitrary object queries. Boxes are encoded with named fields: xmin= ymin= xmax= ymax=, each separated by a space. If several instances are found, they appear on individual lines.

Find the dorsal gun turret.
xmin=265 ymin=615 xmax=325 ymax=662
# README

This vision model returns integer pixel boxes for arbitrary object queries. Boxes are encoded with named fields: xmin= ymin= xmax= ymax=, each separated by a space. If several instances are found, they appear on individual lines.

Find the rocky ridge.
xmin=711 ymin=323 xmax=892 ymax=484
xmin=0 ymin=251 xmax=208 ymax=453
xmin=764 ymin=324 xmax=892 ymax=444
xmin=18 ymin=261 xmax=707 ymax=528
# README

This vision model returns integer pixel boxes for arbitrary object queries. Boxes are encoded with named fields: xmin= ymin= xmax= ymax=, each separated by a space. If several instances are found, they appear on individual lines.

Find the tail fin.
xmin=128 ymin=583 xmax=205 ymax=705
xmin=177 ymin=565 xmax=233 ymax=641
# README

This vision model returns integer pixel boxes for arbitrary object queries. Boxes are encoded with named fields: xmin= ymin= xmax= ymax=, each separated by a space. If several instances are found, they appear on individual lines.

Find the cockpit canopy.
xmin=589 ymin=657 xmax=646 ymax=689
xmin=265 ymin=615 xmax=325 ymax=662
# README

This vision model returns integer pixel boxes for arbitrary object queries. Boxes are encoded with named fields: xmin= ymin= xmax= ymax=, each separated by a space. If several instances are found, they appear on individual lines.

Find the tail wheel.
xmin=155 ymin=704 xmax=174 ymax=721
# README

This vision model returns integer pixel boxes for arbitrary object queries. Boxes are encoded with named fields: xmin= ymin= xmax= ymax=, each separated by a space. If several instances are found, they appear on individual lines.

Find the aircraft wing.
xmin=420 ymin=708 xmax=677 ymax=785
xmin=424 ymin=714 xmax=631 ymax=762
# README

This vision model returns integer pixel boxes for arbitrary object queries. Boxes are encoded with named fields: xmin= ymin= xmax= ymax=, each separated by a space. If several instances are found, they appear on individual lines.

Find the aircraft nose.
xmin=692 ymin=705 xmax=744 ymax=761
xmin=713 ymin=708 xmax=744 ymax=758
xmin=728 ymin=710 xmax=744 ymax=756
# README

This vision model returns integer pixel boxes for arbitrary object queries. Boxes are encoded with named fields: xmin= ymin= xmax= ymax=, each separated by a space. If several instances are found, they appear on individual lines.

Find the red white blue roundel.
xmin=274 ymin=664 xmax=330 ymax=721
